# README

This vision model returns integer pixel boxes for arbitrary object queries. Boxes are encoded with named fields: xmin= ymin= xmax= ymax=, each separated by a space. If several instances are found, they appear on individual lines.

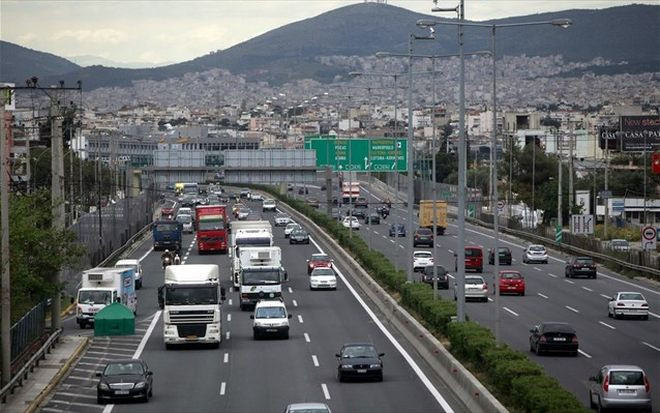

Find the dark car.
xmin=488 ymin=247 xmax=512 ymax=265
xmin=355 ymin=197 xmax=368 ymax=208
xmin=389 ymin=223 xmax=406 ymax=237
xmin=180 ymin=196 xmax=195 ymax=208
xmin=565 ymin=256 xmax=597 ymax=279
xmin=364 ymin=213 xmax=381 ymax=225
xmin=298 ymin=187 xmax=309 ymax=195
xmin=289 ymin=229 xmax=310 ymax=244
xmin=421 ymin=265 xmax=449 ymax=289
xmin=336 ymin=343 xmax=384 ymax=382
xmin=413 ymin=228 xmax=434 ymax=247
xmin=346 ymin=209 xmax=366 ymax=219
xmin=305 ymin=197 xmax=320 ymax=208
xmin=529 ymin=322 xmax=579 ymax=357
xmin=97 ymin=359 xmax=153 ymax=404
xmin=376 ymin=206 xmax=390 ymax=218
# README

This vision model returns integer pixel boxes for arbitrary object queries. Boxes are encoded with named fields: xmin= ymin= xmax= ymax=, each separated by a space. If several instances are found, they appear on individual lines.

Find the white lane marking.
xmin=220 ymin=382 xmax=226 ymax=395
xmin=374 ymin=231 xmax=380 ymax=235
xmin=599 ymin=321 xmax=616 ymax=330
xmin=565 ymin=280 xmax=575 ymax=285
xmin=448 ymin=249 xmax=454 ymax=254
xmin=309 ymin=236 xmax=455 ymax=412
xmin=312 ymin=355 xmax=319 ymax=367
xmin=538 ymin=293 xmax=549 ymax=299
xmin=534 ymin=267 xmax=542 ymax=272
xmin=578 ymin=349 xmax=592 ymax=358
xmin=548 ymin=273 xmax=558 ymax=278
xmin=565 ymin=305 xmax=580 ymax=313
xmin=321 ymin=383 xmax=331 ymax=400
xmin=304 ymin=333 xmax=310 ymax=343
xmin=642 ymin=342 xmax=660 ymax=352
xmin=600 ymin=294 xmax=612 ymax=300
xmin=649 ymin=312 xmax=660 ymax=319
xmin=288 ymin=287 xmax=293 ymax=293
xmin=228 ymin=299 xmax=233 ymax=306
xmin=138 ymin=247 xmax=154 ymax=262
xmin=227 ymin=314 xmax=232 ymax=322
xmin=582 ymin=286 xmax=593 ymax=292
xmin=487 ymin=297 xmax=494 ymax=302
xmin=399 ymin=245 xmax=404 ymax=249
xmin=447 ymin=273 xmax=455 ymax=279
xmin=382 ymin=235 xmax=387 ymax=239
xmin=297 ymin=315 xmax=304 ymax=324
xmin=503 ymin=306 xmax=519 ymax=317
xmin=223 ymin=353 xmax=229 ymax=363
xmin=292 ymin=299 xmax=298 ymax=307
xmin=226 ymin=331 xmax=231 ymax=340
xmin=390 ymin=239 xmax=396 ymax=244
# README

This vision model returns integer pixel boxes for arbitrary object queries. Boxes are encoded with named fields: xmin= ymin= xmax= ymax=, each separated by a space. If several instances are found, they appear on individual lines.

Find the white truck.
xmin=229 ymin=220 xmax=273 ymax=290
xmin=76 ymin=267 xmax=137 ymax=328
xmin=160 ymin=264 xmax=225 ymax=349
xmin=238 ymin=246 xmax=287 ymax=311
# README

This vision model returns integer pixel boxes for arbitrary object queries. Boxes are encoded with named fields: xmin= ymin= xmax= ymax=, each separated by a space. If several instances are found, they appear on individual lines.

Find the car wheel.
xmin=608 ymin=307 xmax=612 ymax=318
xmin=477 ymin=267 xmax=483 ymax=273
xmin=376 ymin=372 xmax=383 ymax=382
xmin=520 ymin=290 xmax=525 ymax=296
xmin=282 ymin=331 xmax=289 ymax=340
xmin=337 ymin=370 xmax=344 ymax=382
xmin=565 ymin=270 xmax=569 ymax=278
xmin=535 ymin=344 xmax=543 ymax=356
xmin=591 ymin=274 xmax=597 ymax=279
xmin=97 ymin=396 xmax=104 ymax=405
xmin=588 ymin=391 xmax=596 ymax=409
xmin=597 ymin=397 xmax=606 ymax=413
xmin=529 ymin=340 xmax=534 ymax=352
xmin=482 ymin=297 xmax=488 ymax=303
xmin=141 ymin=393 xmax=149 ymax=403
xmin=289 ymin=240 xmax=293 ymax=244
xmin=642 ymin=314 xmax=649 ymax=320
xmin=253 ymin=331 xmax=260 ymax=340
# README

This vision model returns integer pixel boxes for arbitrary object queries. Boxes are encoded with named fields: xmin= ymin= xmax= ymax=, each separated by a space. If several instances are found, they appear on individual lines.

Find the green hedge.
xmin=243 ymin=184 xmax=589 ymax=413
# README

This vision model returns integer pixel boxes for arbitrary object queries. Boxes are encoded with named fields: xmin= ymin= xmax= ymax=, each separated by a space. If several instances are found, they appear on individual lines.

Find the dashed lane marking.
xmin=565 ymin=305 xmax=580 ymax=313
xmin=321 ymin=383 xmax=331 ymax=400
xmin=538 ymin=293 xmax=549 ymax=299
xmin=312 ymin=355 xmax=319 ymax=367
xmin=503 ymin=307 xmax=519 ymax=317
xmin=599 ymin=321 xmax=616 ymax=330
xmin=304 ymin=333 xmax=310 ymax=343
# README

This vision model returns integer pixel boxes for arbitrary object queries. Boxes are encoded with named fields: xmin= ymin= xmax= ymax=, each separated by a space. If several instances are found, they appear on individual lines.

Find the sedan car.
xmin=354 ymin=197 xmax=368 ymax=208
xmin=364 ymin=213 xmax=381 ymax=225
xmin=345 ymin=208 xmax=366 ymax=219
xmin=309 ymin=267 xmax=337 ymax=290
xmin=305 ymin=197 xmax=320 ymax=208
xmin=336 ymin=343 xmax=384 ymax=382
xmin=251 ymin=193 xmax=263 ymax=201
xmin=529 ymin=322 xmax=578 ymax=356
xmin=413 ymin=228 xmax=434 ymax=247
xmin=454 ymin=275 xmax=488 ymax=302
xmin=421 ymin=265 xmax=449 ymax=289
xmin=289 ymin=228 xmax=310 ymax=244
xmin=236 ymin=208 xmax=251 ymax=220
xmin=342 ymin=216 xmax=361 ymax=230
xmin=522 ymin=244 xmax=548 ymax=264
xmin=488 ymin=247 xmax=512 ymax=265
xmin=588 ymin=365 xmax=652 ymax=413
xmin=284 ymin=403 xmax=332 ymax=413
xmin=389 ymin=223 xmax=406 ymax=237
xmin=608 ymin=292 xmax=649 ymax=320
xmin=284 ymin=223 xmax=302 ymax=237
xmin=307 ymin=253 xmax=333 ymax=274
xmin=413 ymin=251 xmax=434 ymax=272
xmin=97 ymin=359 xmax=153 ymax=404
xmin=498 ymin=270 xmax=525 ymax=296
xmin=262 ymin=199 xmax=277 ymax=212
xmin=565 ymin=256 xmax=597 ymax=278
xmin=275 ymin=213 xmax=292 ymax=226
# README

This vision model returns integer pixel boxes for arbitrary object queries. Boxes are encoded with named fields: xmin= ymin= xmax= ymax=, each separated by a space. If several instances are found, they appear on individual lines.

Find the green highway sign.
xmin=304 ymin=136 xmax=407 ymax=172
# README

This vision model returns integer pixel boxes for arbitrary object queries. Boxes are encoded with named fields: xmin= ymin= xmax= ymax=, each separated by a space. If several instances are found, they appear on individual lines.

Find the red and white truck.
xmin=341 ymin=181 xmax=360 ymax=203
xmin=195 ymin=205 xmax=228 ymax=253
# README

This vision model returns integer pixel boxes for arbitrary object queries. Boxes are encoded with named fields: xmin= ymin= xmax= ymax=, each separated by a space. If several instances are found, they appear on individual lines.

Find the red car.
xmin=161 ymin=207 xmax=175 ymax=220
xmin=465 ymin=246 xmax=483 ymax=273
xmin=499 ymin=270 xmax=525 ymax=296
xmin=307 ymin=253 xmax=333 ymax=274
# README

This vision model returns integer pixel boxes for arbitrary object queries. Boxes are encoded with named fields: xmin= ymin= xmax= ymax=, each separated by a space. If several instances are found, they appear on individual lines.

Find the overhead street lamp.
xmin=417 ymin=16 xmax=572 ymax=339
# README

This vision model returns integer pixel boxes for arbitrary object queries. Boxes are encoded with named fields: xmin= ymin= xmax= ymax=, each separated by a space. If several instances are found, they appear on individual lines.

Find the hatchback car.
xmin=413 ymin=228 xmax=434 ymax=247
xmin=176 ymin=214 xmax=194 ymax=234
xmin=389 ymin=223 xmax=406 ymax=237
xmin=307 ymin=254 xmax=333 ymax=274
xmin=262 ymin=199 xmax=277 ymax=212
xmin=608 ymin=292 xmax=649 ymax=320
xmin=96 ymin=359 xmax=153 ymax=404
xmin=251 ymin=300 xmax=291 ymax=340
xmin=498 ymin=270 xmax=525 ymax=296
xmin=454 ymin=275 xmax=488 ymax=302
xmin=289 ymin=228 xmax=310 ymax=244
xmin=529 ymin=322 xmax=578 ymax=356
xmin=309 ymin=267 xmax=337 ymax=290
xmin=523 ymin=244 xmax=548 ymax=264
xmin=284 ymin=403 xmax=332 ymax=413
xmin=345 ymin=208 xmax=366 ymax=219
xmin=336 ymin=343 xmax=384 ymax=382
xmin=284 ymin=223 xmax=302 ymax=237
xmin=488 ymin=247 xmax=512 ymax=265
xmin=609 ymin=238 xmax=631 ymax=252
xmin=421 ymin=265 xmax=449 ymax=289
xmin=413 ymin=251 xmax=434 ymax=272
xmin=565 ymin=256 xmax=597 ymax=278
xmin=342 ymin=216 xmax=361 ymax=230
xmin=588 ymin=365 xmax=652 ymax=412
xmin=275 ymin=213 xmax=292 ymax=226
xmin=364 ymin=213 xmax=381 ymax=225
xmin=464 ymin=246 xmax=484 ymax=273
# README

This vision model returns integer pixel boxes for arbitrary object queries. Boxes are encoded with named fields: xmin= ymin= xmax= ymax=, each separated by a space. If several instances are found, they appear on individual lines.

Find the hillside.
xmin=0 ymin=41 xmax=80 ymax=84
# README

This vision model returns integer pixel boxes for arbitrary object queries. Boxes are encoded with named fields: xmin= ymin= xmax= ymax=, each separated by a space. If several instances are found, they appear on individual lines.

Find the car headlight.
xmin=98 ymin=382 xmax=110 ymax=390
xmin=370 ymin=364 xmax=381 ymax=368
xmin=340 ymin=364 xmax=353 ymax=368
xmin=135 ymin=381 xmax=146 ymax=389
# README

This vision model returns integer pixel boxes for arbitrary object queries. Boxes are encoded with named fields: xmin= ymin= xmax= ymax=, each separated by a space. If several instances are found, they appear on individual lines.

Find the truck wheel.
xmin=165 ymin=343 xmax=173 ymax=350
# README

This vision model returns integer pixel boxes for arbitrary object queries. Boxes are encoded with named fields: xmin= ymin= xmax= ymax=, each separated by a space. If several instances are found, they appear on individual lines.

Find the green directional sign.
xmin=304 ymin=136 xmax=407 ymax=172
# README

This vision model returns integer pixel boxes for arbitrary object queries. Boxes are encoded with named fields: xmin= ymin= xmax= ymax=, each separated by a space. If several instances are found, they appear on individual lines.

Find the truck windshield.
xmin=79 ymin=290 xmax=112 ymax=305
xmin=242 ymin=269 xmax=281 ymax=285
xmin=236 ymin=237 xmax=271 ymax=247
xmin=156 ymin=223 xmax=178 ymax=232
xmin=255 ymin=307 xmax=286 ymax=319
xmin=199 ymin=219 xmax=224 ymax=231
xmin=165 ymin=286 xmax=218 ymax=305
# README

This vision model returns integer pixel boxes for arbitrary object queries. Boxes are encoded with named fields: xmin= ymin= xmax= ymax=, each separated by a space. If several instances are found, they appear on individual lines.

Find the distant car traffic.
xmin=588 ymin=365 xmax=652 ymax=412
xmin=251 ymin=193 xmax=263 ymax=201
xmin=498 ymin=270 xmax=525 ymax=296
xmin=413 ymin=251 xmax=434 ymax=272
xmin=307 ymin=253 xmax=333 ymax=274
xmin=522 ymin=244 xmax=548 ymax=264
xmin=609 ymin=238 xmax=630 ymax=252
xmin=488 ymin=247 xmax=512 ymax=265
xmin=236 ymin=208 xmax=251 ymax=220
xmin=336 ymin=343 xmax=384 ymax=382
xmin=565 ymin=256 xmax=597 ymax=278
xmin=364 ymin=213 xmax=381 ymax=225
xmin=608 ymin=292 xmax=649 ymax=320
xmin=389 ymin=223 xmax=406 ymax=237
xmin=289 ymin=228 xmax=310 ymax=244
xmin=354 ymin=197 xmax=368 ymax=208
xmin=96 ymin=359 xmax=153 ymax=404
xmin=421 ymin=265 xmax=449 ymax=289
xmin=413 ymin=228 xmax=434 ymax=247
xmin=309 ymin=267 xmax=337 ymax=290
xmin=529 ymin=322 xmax=578 ymax=356
xmin=262 ymin=199 xmax=277 ymax=212
xmin=454 ymin=275 xmax=488 ymax=302
xmin=345 ymin=208 xmax=366 ymax=219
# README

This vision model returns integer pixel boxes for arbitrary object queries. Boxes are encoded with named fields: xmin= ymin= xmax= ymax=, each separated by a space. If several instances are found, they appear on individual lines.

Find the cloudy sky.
xmin=1 ymin=0 xmax=654 ymax=66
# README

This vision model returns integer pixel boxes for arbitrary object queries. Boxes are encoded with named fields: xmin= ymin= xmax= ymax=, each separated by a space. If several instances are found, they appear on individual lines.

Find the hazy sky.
xmin=1 ymin=1 xmax=655 ymax=66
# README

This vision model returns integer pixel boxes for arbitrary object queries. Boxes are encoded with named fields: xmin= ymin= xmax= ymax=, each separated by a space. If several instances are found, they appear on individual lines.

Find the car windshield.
xmin=609 ymin=371 xmax=644 ymax=385
xmin=465 ymin=248 xmax=482 ymax=257
xmin=104 ymin=362 xmax=144 ymax=376
xmin=176 ymin=215 xmax=192 ymax=223
xmin=498 ymin=247 xmax=510 ymax=253
xmin=530 ymin=246 xmax=546 ymax=252
xmin=424 ymin=266 xmax=446 ymax=275
xmin=165 ymin=286 xmax=218 ymax=305
xmin=541 ymin=323 xmax=575 ymax=333
xmin=276 ymin=214 xmax=288 ymax=219
xmin=619 ymin=293 xmax=644 ymax=301
xmin=501 ymin=272 xmax=522 ymax=279
xmin=289 ymin=409 xmax=329 ymax=413
xmin=465 ymin=277 xmax=484 ymax=285
xmin=78 ymin=290 xmax=112 ymax=305
xmin=312 ymin=268 xmax=334 ymax=276
xmin=414 ymin=252 xmax=432 ymax=258
xmin=342 ymin=345 xmax=378 ymax=358
xmin=255 ymin=306 xmax=286 ymax=319
xmin=311 ymin=255 xmax=330 ymax=262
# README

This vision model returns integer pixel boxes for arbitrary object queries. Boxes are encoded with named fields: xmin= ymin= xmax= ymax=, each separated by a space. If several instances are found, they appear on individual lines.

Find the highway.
xmin=40 ymin=196 xmax=469 ymax=413
xmin=298 ymin=181 xmax=660 ymax=409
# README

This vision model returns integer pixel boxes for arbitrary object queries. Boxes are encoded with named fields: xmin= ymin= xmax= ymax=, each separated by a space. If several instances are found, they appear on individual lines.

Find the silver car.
xmin=588 ymin=365 xmax=652 ymax=412
xmin=454 ymin=275 xmax=489 ymax=302
xmin=284 ymin=402 xmax=332 ymax=413
xmin=522 ymin=244 xmax=548 ymax=264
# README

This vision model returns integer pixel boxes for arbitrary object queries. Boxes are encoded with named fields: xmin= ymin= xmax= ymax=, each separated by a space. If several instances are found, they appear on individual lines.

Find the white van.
xmin=115 ymin=259 xmax=143 ymax=289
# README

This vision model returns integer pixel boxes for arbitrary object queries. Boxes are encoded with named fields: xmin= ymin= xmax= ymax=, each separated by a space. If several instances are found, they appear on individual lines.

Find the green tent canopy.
xmin=93 ymin=302 xmax=135 ymax=336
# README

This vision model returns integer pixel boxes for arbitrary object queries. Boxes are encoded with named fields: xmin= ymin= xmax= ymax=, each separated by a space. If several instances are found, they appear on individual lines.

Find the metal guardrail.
xmin=0 ymin=328 xmax=62 ymax=404
xmin=9 ymin=301 xmax=47 ymax=365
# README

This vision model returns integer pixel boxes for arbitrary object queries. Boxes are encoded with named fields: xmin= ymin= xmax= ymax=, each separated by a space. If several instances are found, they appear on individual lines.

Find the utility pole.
xmin=568 ymin=120 xmax=574 ymax=215
xmin=558 ymin=130 xmax=563 ymax=240
xmin=604 ymin=146 xmax=610 ymax=239
xmin=50 ymin=99 xmax=64 ymax=330
xmin=69 ymin=126 xmax=75 ymax=225
xmin=1 ymin=105 xmax=11 ymax=387
xmin=406 ymin=33 xmax=415 ymax=283
xmin=456 ymin=0 xmax=467 ymax=321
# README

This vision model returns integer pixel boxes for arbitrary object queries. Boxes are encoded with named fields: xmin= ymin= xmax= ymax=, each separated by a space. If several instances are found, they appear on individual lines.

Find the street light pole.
xmin=431 ymin=56 xmax=439 ymax=299
xmin=490 ymin=26 xmax=501 ymax=343
xmin=406 ymin=34 xmax=415 ymax=283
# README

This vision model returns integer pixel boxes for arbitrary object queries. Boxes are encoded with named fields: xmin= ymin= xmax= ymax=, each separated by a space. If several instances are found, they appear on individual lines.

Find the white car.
xmin=342 ymin=216 xmax=361 ymax=230
xmin=251 ymin=299 xmax=291 ymax=339
xmin=608 ymin=292 xmax=649 ymax=320
xmin=275 ymin=214 xmax=292 ymax=226
xmin=454 ymin=275 xmax=488 ymax=302
xmin=114 ymin=259 xmax=143 ymax=289
xmin=413 ymin=251 xmax=434 ymax=272
xmin=284 ymin=223 xmax=301 ymax=237
xmin=237 ymin=208 xmax=251 ymax=220
xmin=177 ymin=207 xmax=194 ymax=221
xmin=262 ymin=199 xmax=277 ymax=212
xmin=251 ymin=193 xmax=264 ymax=201
xmin=309 ymin=267 xmax=337 ymax=290
xmin=176 ymin=214 xmax=194 ymax=233
xmin=522 ymin=244 xmax=548 ymax=264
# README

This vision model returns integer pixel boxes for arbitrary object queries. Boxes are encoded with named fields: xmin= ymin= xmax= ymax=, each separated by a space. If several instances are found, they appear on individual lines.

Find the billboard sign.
xmin=619 ymin=115 xmax=660 ymax=152
xmin=304 ymin=136 xmax=407 ymax=172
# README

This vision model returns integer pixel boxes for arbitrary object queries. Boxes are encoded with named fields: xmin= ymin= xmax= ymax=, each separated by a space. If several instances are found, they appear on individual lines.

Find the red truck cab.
xmin=195 ymin=205 xmax=228 ymax=253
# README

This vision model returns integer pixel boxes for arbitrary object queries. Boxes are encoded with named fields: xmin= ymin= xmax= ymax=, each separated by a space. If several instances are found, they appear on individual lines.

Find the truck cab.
xmin=238 ymin=247 xmax=287 ymax=310
xmin=152 ymin=219 xmax=182 ymax=252
xmin=77 ymin=267 xmax=137 ymax=328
